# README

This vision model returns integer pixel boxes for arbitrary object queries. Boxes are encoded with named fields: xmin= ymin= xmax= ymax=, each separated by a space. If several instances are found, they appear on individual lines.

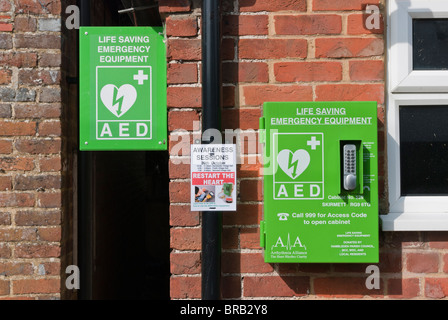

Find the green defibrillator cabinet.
xmin=260 ymin=101 xmax=379 ymax=263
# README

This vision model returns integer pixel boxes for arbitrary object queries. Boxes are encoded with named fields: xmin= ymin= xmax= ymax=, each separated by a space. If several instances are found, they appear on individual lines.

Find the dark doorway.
xmin=74 ymin=0 xmax=169 ymax=300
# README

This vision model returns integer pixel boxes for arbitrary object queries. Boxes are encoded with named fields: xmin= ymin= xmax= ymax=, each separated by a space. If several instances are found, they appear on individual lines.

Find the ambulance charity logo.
xmin=100 ymin=84 xmax=137 ymax=118
xmin=277 ymin=149 xmax=310 ymax=180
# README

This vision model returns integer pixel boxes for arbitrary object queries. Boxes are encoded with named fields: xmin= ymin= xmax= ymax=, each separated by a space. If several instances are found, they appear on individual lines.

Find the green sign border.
xmin=260 ymin=101 xmax=379 ymax=263
xmin=79 ymin=26 xmax=167 ymax=151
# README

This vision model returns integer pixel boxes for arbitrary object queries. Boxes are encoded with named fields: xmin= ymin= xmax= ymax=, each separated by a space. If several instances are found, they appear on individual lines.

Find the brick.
xmin=14 ymin=243 xmax=60 ymax=258
xmin=15 ymin=210 xmax=61 ymax=226
xmin=222 ymin=276 xmax=241 ymax=299
xmin=240 ymin=227 xmax=261 ymax=249
xmin=170 ymin=205 xmax=199 ymax=228
xmin=237 ymin=163 xmax=263 ymax=178
xmin=239 ymin=179 xmax=262 ymax=201
xmin=0 ymin=176 xmax=11 ymax=190
xmin=349 ymin=60 xmax=384 ymax=81
xmin=15 ymin=139 xmax=61 ymax=154
xmin=0 ymin=280 xmax=9 ymax=296
xmin=167 ymin=63 xmax=198 ymax=84
xmin=0 ymin=33 xmax=12 ymax=49
xmin=166 ymin=15 xmax=197 ymax=36
xmin=170 ymin=277 xmax=200 ymax=299
xmin=0 ymin=228 xmax=37 ymax=241
xmin=38 ymin=261 xmax=60 ymax=276
xmin=38 ymin=18 xmax=60 ymax=31
xmin=170 ymin=252 xmax=201 ymax=274
xmin=223 ymin=203 xmax=261 ymax=226
xmin=407 ymin=253 xmax=439 ymax=273
xmin=19 ymin=69 xmax=60 ymax=86
xmin=222 ymin=108 xmax=262 ymax=130
xmin=39 ymin=156 xmax=61 ymax=172
xmin=169 ymin=161 xmax=190 ymax=180
xmin=169 ymin=181 xmax=190 ymax=203
xmin=223 ymin=252 xmax=273 ymax=274
xmin=0 ymin=121 xmax=36 ymax=136
xmin=167 ymin=39 xmax=201 ymax=61
xmin=13 ymin=279 xmax=60 ymax=294
xmin=15 ymin=34 xmax=60 ymax=49
xmin=243 ymin=85 xmax=313 ymax=106
xmin=239 ymin=0 xmax=306 ymax=12
xmin=0 ymin=103 xmax=11 ymax=117
xmin=16 ymin=88 xmax=36 ymax=102
xmin=239 ymin=39 xmax=307 ymax=59
xmin=14 ymin=104 xmax=61 ymax=119
xmin=0 ymin=212 xmax=11 ymax=225
xmin=14 ymin=16 xmax=37 ymax=32
xmin=169 ymin=132 xmax=192 ymax=157
xmin=0 ymin=243 xmax=10 ymax=258
xmin=0 ymin=0 xmax=11 ymax=11
xmin=0 ymin=262 xmax=33 ymax=276
xmin=168 ymin=110 xmax=199 ymax=131
xmin=444 ymin=254 xmax=448 ymax=273
xmin=0 ymin=140 xmax=12 ymax=153
xmin=14 ymin=174 xmax=61 ymax=191
xmin=275 ymin=15 xmax=342 ymax=35
xmin=315 ymin=84 xmax=384 ymax=104
xmin=425 ymin=278 xmax=448 ymax=298
xmin=0 ymin=193 xmax=34 ymax=207
xmin=387 ymin=278 xmax=420 ymax=299
xmin=347 ymin=13 xmax=384 ymax=35
xmin=0 ymin=22 xmax=12 ymax=31
xmin=170 ymin=228 xmax=201 ymax=250
xmin=222 ymin=38 xmax=235 ymax=60
xmin=313 ymin=0 xmax=380 ymax=11
xmin=167 ymin=86 xmax=201 ymax=108
xmin=222 ymin=228 xmax=238 ymax=249
xmin=0 ymin=69 xmax=11 ymax=84
xmin=0 ymin=52 xmax=37 ymax=67
xmin=314 ymin=277 xmax=382 ymax=297
xmin=222 ymin=62 xmax=269 ymax=83
xmin=0 ymin=157 xmax=34 ymax=171
xmin=274 ymin=61 xmax=342 ymax=82
xmin=38 ymin=121 xmax=61 ymax=136
xmin=223 ymin=15 xmax=268 ymax=36
xmin=159 ymin=0 xmax=191 ymax=13
xmin=316 ymin=38 xmax=384 ymax=58
xmin=39 ymin=52 xmax=61 ymax=67
xmin=222 ymin=85 xmax=235 ymax=107
xmin=37 ymin=227 xmax=61 ymax=242
xmin=14 ymin=0 xmax=61 ymax=15
xmin=426 ymin=232 xmax=448 ymax=249
xmin=244 ymin=276 xmax=309 ymax=297
xmin=37 ymin=192 xmax=61 ymax=208
xmin=40 ymin=87 xmax=61 ymax=103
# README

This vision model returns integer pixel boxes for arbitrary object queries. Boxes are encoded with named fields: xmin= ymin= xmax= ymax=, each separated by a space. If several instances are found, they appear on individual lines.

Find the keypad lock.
xmin=343 ymin=144 xmax=357 ymax=191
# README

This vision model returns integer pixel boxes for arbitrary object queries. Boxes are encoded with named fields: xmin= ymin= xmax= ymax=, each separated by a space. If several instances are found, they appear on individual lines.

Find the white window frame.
xmin=389 ymin=0 xmax=448 ymax=93
xmin=381 ymin=0 xmax=448 ymax=231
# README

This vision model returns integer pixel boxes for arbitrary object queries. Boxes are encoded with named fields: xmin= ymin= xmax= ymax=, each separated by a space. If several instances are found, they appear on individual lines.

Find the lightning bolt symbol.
xmin=289 ymin=155 xmax=300 ymax=177
xmin=112 ymin=87 xmax=125 ymax=117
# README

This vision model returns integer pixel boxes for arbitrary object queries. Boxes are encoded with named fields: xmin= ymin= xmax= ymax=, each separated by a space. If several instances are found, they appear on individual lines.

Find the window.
xmin=381 ymin=0 xmax=448 ymax=230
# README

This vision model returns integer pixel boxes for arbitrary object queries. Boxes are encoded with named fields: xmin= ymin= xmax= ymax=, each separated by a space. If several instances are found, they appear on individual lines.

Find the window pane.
xmin=413 ymin=19 xmax=448 ymax=70
xmin=400 ymin=106 xmax=448 ymax=195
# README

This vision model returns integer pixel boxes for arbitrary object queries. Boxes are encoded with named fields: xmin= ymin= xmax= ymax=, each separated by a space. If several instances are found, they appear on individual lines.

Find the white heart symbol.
xmin=100 ymin=84 xmax=137 ymax=118
xmin=277 ymin=149 xmax=310 ymax=179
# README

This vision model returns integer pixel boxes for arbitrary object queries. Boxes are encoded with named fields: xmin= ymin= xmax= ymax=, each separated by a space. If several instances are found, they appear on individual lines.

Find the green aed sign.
xmin=79 ymin=27 xmax=167 ymax=151
xmin=260 ymin=101 xmax=379 ymax=263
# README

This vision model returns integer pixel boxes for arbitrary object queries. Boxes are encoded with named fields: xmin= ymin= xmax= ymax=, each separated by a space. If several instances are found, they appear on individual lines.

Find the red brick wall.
xmin=164 ymin=0 xmax=448 ymax=300
xmin=0 ymin=0 xmax=62 ymax=299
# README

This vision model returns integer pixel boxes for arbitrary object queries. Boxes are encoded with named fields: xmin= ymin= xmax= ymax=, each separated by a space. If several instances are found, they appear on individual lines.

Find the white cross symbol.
xmin=133 ymin=70 xmax=148 ymax=85
xmin=307 ymin=136 xmax=321 ymax=150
